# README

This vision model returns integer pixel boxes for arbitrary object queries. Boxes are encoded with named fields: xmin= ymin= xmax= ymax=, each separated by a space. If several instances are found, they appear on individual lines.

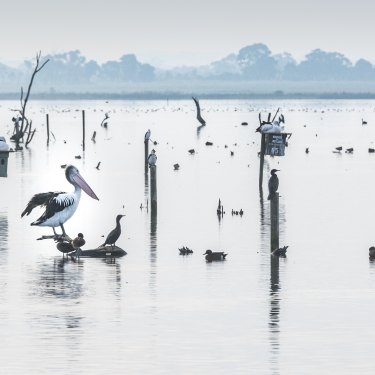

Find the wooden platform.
xmin=71 ymin=246 xmax=127 ymax=258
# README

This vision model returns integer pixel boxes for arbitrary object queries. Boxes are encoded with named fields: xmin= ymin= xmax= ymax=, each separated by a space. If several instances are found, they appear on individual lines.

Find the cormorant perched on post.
xmin=100 ymin=214 xmax=125 ymax=248
xmin=268 ymin=169 xmax=279 ymax=200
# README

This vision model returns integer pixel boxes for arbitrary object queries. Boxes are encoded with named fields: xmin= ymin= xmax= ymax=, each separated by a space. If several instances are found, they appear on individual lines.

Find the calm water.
xmin=1 ymin=99 xmax=375 ymax=374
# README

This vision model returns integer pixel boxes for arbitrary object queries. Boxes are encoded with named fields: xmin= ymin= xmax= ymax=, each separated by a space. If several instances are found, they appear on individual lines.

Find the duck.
xmin=369 ymin=246 xmax=375 ymax=259
xmin=203 ymin=249 xmax=227 ymax=262
xmin=179 ymin=246 xmax=194 ymax=255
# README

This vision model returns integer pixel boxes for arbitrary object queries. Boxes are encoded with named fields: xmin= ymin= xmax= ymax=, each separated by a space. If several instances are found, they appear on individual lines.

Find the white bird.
xmin=144 ymin=129 xmax=151 ymax=141
xmin=256 ymin=120 xmax=282 ymax=134
xmin=21 ymin=165 xmax=99 ymax=238
xmin=148 ymin=149 xmax=157 ymax=167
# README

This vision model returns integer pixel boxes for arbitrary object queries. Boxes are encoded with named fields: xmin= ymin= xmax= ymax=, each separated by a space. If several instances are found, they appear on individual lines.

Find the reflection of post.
xmin=270 ymin=193 xmax=279 ymax=251
xmin=82 ymin=110 xmax=86 ymax=152
xmin=46 ymin=114 xmax=50 ymax=146
xmin=259 ymin=133 xmax=266 ymax=188
xmin=150 ymin=165 xmax=157 ymax=214
xmin=144 ymin=139 xmax=149 ymax=173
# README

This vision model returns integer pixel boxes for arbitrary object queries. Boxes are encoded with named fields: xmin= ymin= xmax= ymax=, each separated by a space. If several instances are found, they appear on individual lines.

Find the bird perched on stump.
xmin=100 ymin=214 xmax=125 ymax=248
xmin=148 ymin=149 xmax=157 ymax=167
xmin=268 ymin=169 xmax=279 ymax=200
xmin=73 ymin=233 xmax=85 ymax=250
xmin=203 ymin=249 xmax=227 ymax=262
xmin=56 ymin=238 xmax=74 ymax=257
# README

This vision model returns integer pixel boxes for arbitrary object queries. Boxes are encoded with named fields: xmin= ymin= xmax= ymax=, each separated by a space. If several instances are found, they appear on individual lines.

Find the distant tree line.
xmin=1 ymin=44 xmax=375 ymax=90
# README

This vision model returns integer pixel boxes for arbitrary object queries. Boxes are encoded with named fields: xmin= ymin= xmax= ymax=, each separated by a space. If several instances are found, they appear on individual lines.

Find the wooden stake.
xmin=82 ymin=110 xmax=86 ymax=151
xmin=144 ymin=139 xmax=149 ymax=172
xmin=150 ymin=165 xmax=157 ymax=214
xmin=46 ymin=114 xmax=50 ymax=145
xmin=270 ymin=193 xmax=279 ymax=251
xmin=259 ymin=133 xmax=266 ymax=188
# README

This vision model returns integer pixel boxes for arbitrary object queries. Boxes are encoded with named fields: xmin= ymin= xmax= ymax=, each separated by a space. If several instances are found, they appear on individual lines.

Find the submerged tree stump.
xmin=72 ymin=246 xmax=126 ymax=258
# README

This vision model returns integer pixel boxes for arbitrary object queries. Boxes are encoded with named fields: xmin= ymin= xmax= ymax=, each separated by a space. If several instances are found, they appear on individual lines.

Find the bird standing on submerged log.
xmin=100 ymin=214 xmax=125 ymax=248
xmin=268 ymin=169 xmax=279 ymax=200
xmin=56 ymin=238 xmax=74 ymax=257
xmin=148 ymin=149 xmax=157 ymax=167
xmin=21 ymin=165 xmax=99 ymax=238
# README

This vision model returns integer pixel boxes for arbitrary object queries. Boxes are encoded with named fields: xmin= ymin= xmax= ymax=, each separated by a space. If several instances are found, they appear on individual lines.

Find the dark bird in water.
xmin=188 ymin=149 xmax=195 ymax=154
xmin=345 ymin=148 xmax=354 ymax=153
xmin=305 ymin=147 xmax=309 ymax=154
xmin=56 ymin=238 xmax=74 ymax=257
xmin=179 ymin=246 xmax=194 ymax=255
xmin=203 ymin=249 xmax=227 ymax=262
xmin=272 ymin=246 xmax=288 ymax=257
xmin=100 ymin=214 xmax=125 ymax=248
xmin=369 ymin=148 xmax=375 ymax=153
xmin=369 ymin=246 xmax=375 ymax=259
xmin=362 ymin=118 xmax=367 ymax=125
xmin=336 ymin=146 xmax=342 ymax=151
xmin=21 ymin=165 xmax=99 ymax=238
xmin=173 ymin=163 xmax=180 ymax=170
xmin=267 ymin=169 xmax=279 ymax=200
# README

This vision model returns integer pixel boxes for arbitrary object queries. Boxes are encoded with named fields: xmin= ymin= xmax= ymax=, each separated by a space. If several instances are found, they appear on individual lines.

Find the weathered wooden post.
xmin=144 ymin=138 xmax=149 ymax=172
xmin=270 ymin=193 xmax=279 ymax=251
xmin=150 ymin=165 xmax=157 ymax=214
xmin=46 ymin=114 xmax=50 ymax=146
xmin=82 ymin=110 xmax=86 ymax=151
xmin=259 ymin=133 xmax=266 ymax=188
xmin=0 ymin=137 xmax=10 ymax=178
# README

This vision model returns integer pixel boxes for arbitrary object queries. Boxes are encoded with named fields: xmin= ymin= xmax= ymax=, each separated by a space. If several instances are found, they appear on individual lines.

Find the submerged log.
xmin=71 ymin=246 xmax=126 ymax=258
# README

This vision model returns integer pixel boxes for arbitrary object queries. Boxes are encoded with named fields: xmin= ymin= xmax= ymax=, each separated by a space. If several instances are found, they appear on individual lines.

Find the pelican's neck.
xmin=74 ymin=185 xmax=82 ymax=199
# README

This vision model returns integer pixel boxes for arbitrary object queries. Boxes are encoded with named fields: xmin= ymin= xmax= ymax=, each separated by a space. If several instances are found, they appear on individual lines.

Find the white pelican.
xmin=148 ymin=149 xmax=157 ymax=167
xmin=21 ymin=165 xmax=99 ymax=237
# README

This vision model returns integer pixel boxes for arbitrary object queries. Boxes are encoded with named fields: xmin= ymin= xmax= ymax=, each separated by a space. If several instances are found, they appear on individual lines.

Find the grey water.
xmin=1 ymin=99 xmax=375 ymax=374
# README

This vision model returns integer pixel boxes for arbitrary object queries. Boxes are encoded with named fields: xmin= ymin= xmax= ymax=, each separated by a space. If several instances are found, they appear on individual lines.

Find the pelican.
xmin=144 ymin=129 xmax=151 ymax=141
xmin=148 ymin=149 xmax=157 ymax=167
xmin=268 ymin=169 xmax=279 ymax=200
xmin=21 ymin=165 xmax=99 ymax=238
xmin=100 ymin=214 xmax=125 ymax=248
xmin=256 ymin=120 xmax=282 ymax=134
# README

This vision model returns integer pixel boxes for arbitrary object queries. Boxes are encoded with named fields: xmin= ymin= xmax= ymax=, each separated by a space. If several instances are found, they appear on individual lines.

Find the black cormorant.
xmin=100 ymin=214 xmax=125 ymax=248
xmin=267 ymin=169 xmax=279 ymax=200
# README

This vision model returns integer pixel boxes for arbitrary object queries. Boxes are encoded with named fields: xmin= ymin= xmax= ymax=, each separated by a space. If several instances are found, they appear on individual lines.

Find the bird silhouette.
xmin=267 ymin=169 xmax=279 ymax=200
xmin=100 ymin=214 xmax=125 ymax=248
xmin=203 ymin=249 xmax=227 ymax=262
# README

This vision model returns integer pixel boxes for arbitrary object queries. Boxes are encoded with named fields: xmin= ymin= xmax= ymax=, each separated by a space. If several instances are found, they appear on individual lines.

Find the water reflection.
xmin=0 ymin=211 xmax=8 ymax=254
xmin=32 ymin=257 xmax=84 ymax=300
xmin=269 ymin=255 xmax=281 ymax=375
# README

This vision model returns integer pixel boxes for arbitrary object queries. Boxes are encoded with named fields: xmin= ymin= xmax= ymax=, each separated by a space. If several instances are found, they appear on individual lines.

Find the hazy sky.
xmin=0 ymin=0 xmax=373 ymax=67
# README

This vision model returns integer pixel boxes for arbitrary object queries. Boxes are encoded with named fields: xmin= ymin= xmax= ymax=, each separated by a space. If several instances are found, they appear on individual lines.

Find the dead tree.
xmin=10 ymin=52 xmax=49 ymax=149
xmin=192 ymin=97 xmax=206 ymax=126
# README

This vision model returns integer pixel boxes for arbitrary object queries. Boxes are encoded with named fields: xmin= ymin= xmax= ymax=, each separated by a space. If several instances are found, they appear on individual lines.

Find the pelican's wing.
xmin=37 ymin=193 xmax=75 ymax=222
xmin=21 ymin=191 xmax=64 ymax=217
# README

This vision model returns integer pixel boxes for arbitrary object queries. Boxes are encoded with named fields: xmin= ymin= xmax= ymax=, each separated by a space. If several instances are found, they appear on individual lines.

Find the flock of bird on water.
xmin=17 ymin=98 xmax=375 ymax=261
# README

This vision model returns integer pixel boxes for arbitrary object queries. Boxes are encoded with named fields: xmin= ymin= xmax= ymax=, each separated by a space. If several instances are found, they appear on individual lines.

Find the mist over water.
xmin=1 ymin=99 xmax=375 ymax=374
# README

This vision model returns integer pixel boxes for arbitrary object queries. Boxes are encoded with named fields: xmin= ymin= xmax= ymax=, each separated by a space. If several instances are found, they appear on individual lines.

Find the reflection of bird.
xmin=21 ymin=165 xmax=99 ymax=238
xmin=144 ymin=129 xmax=151 ymax=141
xmin=268 ymin=169 xmax=279 ymax=200
xmin=272 ymin=246 xmax=288 ymax=257
xmin=56 ymin=239 xmax=74 ymax=257
xmin=203 ymin=249 xmax=227 ymax=262
xmin=100 ymin=214 xmax=125 ymax=248
xmin=148 ymin=149 xmax=157 ymax=167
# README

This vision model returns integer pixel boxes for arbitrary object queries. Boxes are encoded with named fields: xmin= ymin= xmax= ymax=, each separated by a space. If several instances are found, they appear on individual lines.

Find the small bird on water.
xmin=268 ymin=169 xmax=279 ymax=200
xmin=203 ymin=249 xmax=227 ymax=262
xmin=100 ymin=214 xmax=125 ymax=248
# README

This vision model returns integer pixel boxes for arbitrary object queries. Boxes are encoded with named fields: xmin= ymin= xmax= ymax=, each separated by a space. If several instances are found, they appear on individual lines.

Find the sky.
xmin=0 ymin=0 xmax=373 ymax=68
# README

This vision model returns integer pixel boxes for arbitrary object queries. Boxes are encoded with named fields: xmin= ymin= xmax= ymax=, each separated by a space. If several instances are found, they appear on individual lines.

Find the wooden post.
xmin=46 ymin=114 xmax=50 ymax=145
xmin=270 ymin=193 xmax=279 ymax=251
xmin=82 ymin=110 xmax=86 ymax=151
xmin=259 ymin=133 xmax=266 ymax=188
xmin=144 ymin=139 xmax=149 ymax=172
xmin=150 ymin=165 xmax=157 ymax=214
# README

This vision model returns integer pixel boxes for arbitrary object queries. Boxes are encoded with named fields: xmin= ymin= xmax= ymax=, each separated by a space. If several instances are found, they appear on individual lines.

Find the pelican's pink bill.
xmin=72 ymin=172 xmax=99 ymax=200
